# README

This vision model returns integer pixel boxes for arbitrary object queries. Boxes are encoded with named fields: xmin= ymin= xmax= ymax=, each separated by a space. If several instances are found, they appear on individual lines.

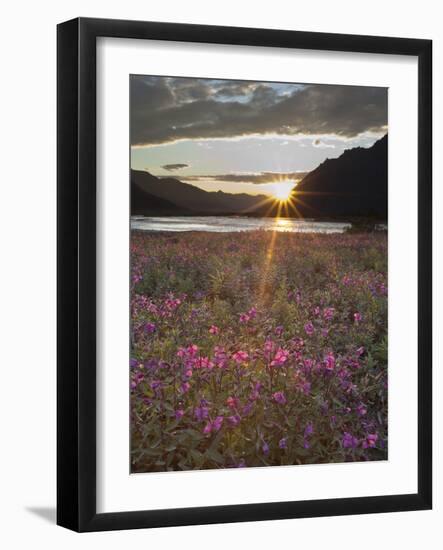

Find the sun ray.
xmin=257 ymin=200 xmax=283 ymax=303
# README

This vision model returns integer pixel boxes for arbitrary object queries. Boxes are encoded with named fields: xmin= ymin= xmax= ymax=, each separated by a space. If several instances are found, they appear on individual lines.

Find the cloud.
xmin=313 ymin=139 xmax=336 ymax=149
xmin=130 ymin=75 xmax=387 ymax=146
xmin=182 ymin=171 xmax=308 ymax=184
xmin=161 ymin=163 xmax=189 ymax=171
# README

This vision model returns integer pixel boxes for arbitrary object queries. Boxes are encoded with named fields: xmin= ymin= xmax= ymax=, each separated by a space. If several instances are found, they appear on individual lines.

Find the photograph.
xmin=129 ymin=75 xmax=388 ymax=473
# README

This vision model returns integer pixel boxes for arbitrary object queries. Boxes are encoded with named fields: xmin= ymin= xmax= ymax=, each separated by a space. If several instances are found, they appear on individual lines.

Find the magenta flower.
xmin=213 ymin=346 xmax=228 ymax=368
xmin=232 ymin=350 xmax=249 ymax=364
xmin=342 ymin=432 xmax=359 ymax=449
xmin=356 ymin=403 xmax=367 ymax=416
xmin=187 ymin=344 xmax=199 ymax=356
xmin=323 ymin=307 xmax=335 ymax=321
xmin=226 ymin=396 xmax=238 ymax=409
xmin=353 ymin=312 xmax=362 ymax=323
xmin=144 ymin=322 xmax=156 ymax=334
xmin=304 ymin=422 xmax=314 ymax=437
xmin=209 ymin=325 xmax=219 ymax=334
xmin=300 ymin=381 xmax=311 ymax=394
xmin=194 ymin=406 xmax=209 ymax=421
xmin=264 ymin=339 xmax=274 ymax=356
xmin=212 ymin=416 xmax=224 ymax=432
xmin=248 ymin=306 xmax=258 ymax=319
xmin=324 ymin=352 xmax=335 ymax=371
xmin=270 ymin=348 xmax=289 ymax=367
xmin=227 ymin=415 xmax=241 ymax=427
xmin=196 ymin=356 xmax=214 ymax=369
xmin=239 ymin=313 xmax=250 ymax=323
xmin=180 ymin=381 xmax=191 ymax=394
xmin=202 ymin=416 xmax=223 ymax=435
xmin=362 ymin=433 xmax=378 ymax=448
xmin=175 ymin=409 xmax=184 ymax=419
xmin=273 ymin=391 xmax=286 ymax=405
xmin=304 ymin=321 xmax=315 ymax=336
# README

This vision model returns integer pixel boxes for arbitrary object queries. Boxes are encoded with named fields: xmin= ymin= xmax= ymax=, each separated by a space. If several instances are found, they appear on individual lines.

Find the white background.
xmin=0 ymin=0 xmax=441 ymax=548
xmin=97 ymin=39 xmax=418 ymax=513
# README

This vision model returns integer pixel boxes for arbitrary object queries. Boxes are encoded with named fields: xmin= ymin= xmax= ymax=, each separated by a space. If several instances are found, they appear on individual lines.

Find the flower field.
xmin=130 ymin=229 xmax=388 ymax=472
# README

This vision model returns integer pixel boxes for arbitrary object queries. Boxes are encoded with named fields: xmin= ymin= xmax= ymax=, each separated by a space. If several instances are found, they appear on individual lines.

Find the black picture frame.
xmin=57 ymin=17 xmax=432 ymax=532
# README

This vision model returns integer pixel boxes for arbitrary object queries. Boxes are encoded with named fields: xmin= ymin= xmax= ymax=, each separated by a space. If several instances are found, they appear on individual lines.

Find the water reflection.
xmin=131 ymin=216 xmax=352 ymax=234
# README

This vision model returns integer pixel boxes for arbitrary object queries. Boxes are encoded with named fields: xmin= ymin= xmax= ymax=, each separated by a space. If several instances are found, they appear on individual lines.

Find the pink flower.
xmin=180 ymin=382 xmax=191 ymax=394
xmin=232 ymin=350 xmax=249 ymax=364
xmin=226 ymin=396 xmax=238 ymax=409
xmin=187 ymin=344 xmax=199 ymax=356
xmin=144 ymin=322 xmax=156 ymax=334
xmin=248 ymin=307 xmax=258 ymax=319
xmin=362 ymin=433 xmax=378 ymax=448
xmin=193 ymin=356 xmax=213 ymax=369
xmin=209 ymin=325 xmax=219 ymax=334
xmin=273 ymin=391 xmax=286 ymax=405
xmin=304 ymin=321 xmax=315 ymax=336
xmin=264 ymin=339 xmax=274 ymax=355
xmin=270 ymin=348 xmax=289 ymax=367
xmin=323 ymin=307 xmax=335 ymax=321
xmin=227 ymin=415 xmax=241 ymax=427
xmin=342 ymin=432 xmax=359 ymax=449
xmin=204 ymin=416 xmax=224 ymax=434
xmin=239 ymin=313 xmax=250 ymax=323
xmin=213 ymin=416 xmax=224 ymax=432
xmin=324 ymin=352 xmax=335 ymax=371
xmin=353 ymin=312 xmax=362 ymax=323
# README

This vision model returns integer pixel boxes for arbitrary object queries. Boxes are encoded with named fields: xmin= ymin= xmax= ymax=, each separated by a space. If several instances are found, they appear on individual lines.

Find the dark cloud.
xmin=131 ymin=76 xmax=387 ymax=146
xmin=182 ymin=171 xmax=308 ymax=184
xmin=161 ymin=163 xmax=189 ymax=171
xmin=214 ymin=82 xmax=256 ymax=97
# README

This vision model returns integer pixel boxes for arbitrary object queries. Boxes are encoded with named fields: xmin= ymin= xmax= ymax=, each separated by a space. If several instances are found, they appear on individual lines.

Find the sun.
xmin=272 ymin=181 xmax=295 ymax=202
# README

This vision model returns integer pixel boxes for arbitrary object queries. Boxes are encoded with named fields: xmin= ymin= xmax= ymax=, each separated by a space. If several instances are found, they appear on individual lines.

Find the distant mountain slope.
xmin=131 ymin=135 xmax=387 ymax=219
xmin=131 ymin=184 xmax=191 ymax=216
xmin=296 ymin=135 xmax=388 ymax=219
xmin=131 ymin=170 xmax=269 ymax=214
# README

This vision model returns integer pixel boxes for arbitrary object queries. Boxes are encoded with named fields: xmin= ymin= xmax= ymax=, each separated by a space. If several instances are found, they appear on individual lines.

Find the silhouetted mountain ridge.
xmin=131 ymin=170 xmax=270 ymax=215
xmin=296 ymin=134 xmax=387 ymax=219
xmin=131 ymin=134 xmax=387 ymax=220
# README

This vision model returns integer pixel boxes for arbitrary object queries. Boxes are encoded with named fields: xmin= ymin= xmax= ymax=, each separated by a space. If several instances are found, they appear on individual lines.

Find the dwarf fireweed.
xmin=130 ymin=230 xmax=388 ymax=472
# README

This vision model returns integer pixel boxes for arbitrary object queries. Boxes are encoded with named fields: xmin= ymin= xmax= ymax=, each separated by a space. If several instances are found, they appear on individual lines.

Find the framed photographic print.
xmin=57 ymin=17 xmax=432 ymax=532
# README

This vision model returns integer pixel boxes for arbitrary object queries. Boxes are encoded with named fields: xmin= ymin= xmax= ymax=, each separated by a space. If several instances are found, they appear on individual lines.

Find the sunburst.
xmin=272 ymin=181 xmax=295 ymax=202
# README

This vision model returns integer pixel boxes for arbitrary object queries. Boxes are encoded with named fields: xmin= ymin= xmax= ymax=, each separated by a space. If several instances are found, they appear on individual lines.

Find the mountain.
xmin=131 ymin=170 xmax=269 ymax=215
xmin=131 ymin=134 xmax=387 ymax=219
xmin=295 ymin=135 xmax=388 ymax=219
xmin=131 ymin=179 xmax=191 ymax=215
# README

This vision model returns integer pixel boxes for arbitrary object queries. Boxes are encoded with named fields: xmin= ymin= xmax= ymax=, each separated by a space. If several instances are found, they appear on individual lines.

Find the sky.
xmin=130 ymin=75 xmax=387 ymax=197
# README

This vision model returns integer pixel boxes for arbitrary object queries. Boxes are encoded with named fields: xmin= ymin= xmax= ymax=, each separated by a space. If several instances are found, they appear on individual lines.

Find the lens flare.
xmin=272 ymin=181 xmax=294 ymax=202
